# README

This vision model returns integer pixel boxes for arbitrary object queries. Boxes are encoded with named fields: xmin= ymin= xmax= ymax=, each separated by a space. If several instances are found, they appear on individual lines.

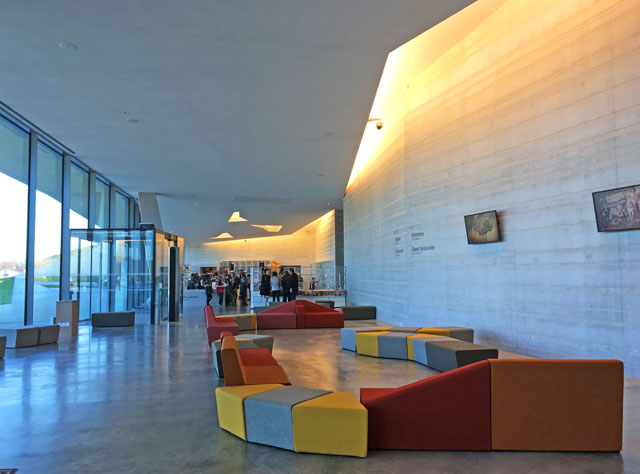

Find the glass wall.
xmin=0 ymin=117 xmax=29 ymax=328
xmin=69 ymin=164 xmax=90 ymax=316
xmin=115 ymin=192 xmax=129 ymax=228
xmin=0 ymin=108 xmax=141 ymax=327
xmin=69 ymin=229 xmax=182 ymax=324
xmin=95 ymin=179 xmax=109 ymax=229
xmin=33 ymin=143 xmax=62 ymax=324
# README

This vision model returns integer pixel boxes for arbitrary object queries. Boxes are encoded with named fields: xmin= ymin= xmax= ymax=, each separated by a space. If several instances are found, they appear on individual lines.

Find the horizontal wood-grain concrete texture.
xmin=186 ymin=210 xmax=338 ymax=268
xmin=344 ymin=0 xmax=640 ymax=376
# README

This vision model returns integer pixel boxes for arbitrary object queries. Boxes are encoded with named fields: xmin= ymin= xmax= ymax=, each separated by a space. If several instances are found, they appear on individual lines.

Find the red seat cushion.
xmin=239 ymin=348 xmax=279 ymax=367
xmin=361 ymin=360 xmax=491 ymax=450
xmin=305 ymin=311 xmax=344 ymax=328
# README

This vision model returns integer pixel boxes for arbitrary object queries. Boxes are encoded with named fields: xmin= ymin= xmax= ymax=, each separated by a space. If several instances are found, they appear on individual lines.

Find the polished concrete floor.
xmin=1 ymin=304 xmax=639 ymax=474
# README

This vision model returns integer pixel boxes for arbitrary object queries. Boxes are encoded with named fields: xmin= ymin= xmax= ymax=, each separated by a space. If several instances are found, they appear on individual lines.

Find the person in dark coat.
xmin=260 ymin=271 xmax=271 ymax=305
xmin=280 ymin=270 xmax=291 ymax=303
xmin=288 ymin=268 xmax=299 ymax=301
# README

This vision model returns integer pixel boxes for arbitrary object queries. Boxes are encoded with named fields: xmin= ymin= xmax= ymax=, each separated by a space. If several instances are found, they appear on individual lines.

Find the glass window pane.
xmin=0 ymin=117 xmax=28 ymax=327
xmin=70 ymin=164 xmax=88 ymax=228
xmin=115 ymin=192 xmax=129 ymax=228
xmin=95 ymin=179 xmax=109 ymax=229
xmin=34 ymin=143 xmax=62 ymax=324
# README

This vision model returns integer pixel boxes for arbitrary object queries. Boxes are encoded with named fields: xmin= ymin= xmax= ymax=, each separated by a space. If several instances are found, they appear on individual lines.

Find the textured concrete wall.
xmin=344 ymin=0 xmax=640 ymax=376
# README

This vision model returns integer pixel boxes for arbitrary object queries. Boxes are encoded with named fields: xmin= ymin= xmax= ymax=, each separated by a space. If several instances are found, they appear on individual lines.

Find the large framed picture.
xmin=464 ymin=210 xmax=500 ymax=244
xmin=593 ymin=184 xmax=640 ymax=232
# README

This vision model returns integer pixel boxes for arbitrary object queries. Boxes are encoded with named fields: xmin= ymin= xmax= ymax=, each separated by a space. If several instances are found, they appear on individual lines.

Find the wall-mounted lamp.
xmin=367 ymin=118 xmax=383 ymax=130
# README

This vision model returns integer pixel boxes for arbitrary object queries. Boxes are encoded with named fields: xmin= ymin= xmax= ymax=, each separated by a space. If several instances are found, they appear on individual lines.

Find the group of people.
xmin=259 ymin=267 xmax=299 ymax=304
xmin=188 ymin=271 xmax=249 ymax=307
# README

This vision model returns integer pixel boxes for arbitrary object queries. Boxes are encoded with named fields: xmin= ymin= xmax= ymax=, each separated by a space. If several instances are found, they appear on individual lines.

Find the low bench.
xmin=215 ymin=313 xmax=256 ymax=331
xmin=425 ymin=340 xmax=498 ymax=372
xmin=212 ymin=334 xmax=274 ymax=378
xmin=204 ymin=305 xmax=239 ymax=343
xmin=220 ymin=333 xmax=290 ymax=386
xmin=0 ymin=336 xmax=5 ymax=358
xmin=315 ymin=300 xmax=335 ymax=309
xmin=342 ymin=305 xmax=376 ymax=320
xmin=92 ymin=312 xmax=135 ymax=327
xmin=0 ymin=326 xmax=43 ymax=348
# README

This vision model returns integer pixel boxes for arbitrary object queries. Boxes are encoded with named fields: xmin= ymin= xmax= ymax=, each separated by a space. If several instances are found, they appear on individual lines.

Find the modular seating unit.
xmin=314 ymin=300 xmax=335 ymax=309
xmin=35 ymin=324 xmax=60 ymax=344
xmin=92 ymin=311 xmax=135 ymax=327
xmin=257 ymin=301 xmax=344 ymax=329
xmin=361 ymin=360 xmax=492 ymax=450
xmin=215 ymin=313 xmax=256 ymax=331
xmin=204 ymin=305 xmax=239 ymax=344
xmin=0 ymin=327 xmax=40 ymax=348
xmin=425 ymin=340 xmax=498 ymax=372
xmin=220 ymin=333 xmax=290 ymax=386
xmin=216 ymin=383 xmax=368 ymax=457
xmin=0 ymin=336 xmax=5 ymax=359
xmin=342 ymin=305 xmax=376 ymax=320
xmin=490 ymin=359 xmax=623 ymax=451
xmin=212 ymin=334 xmax=274 ymax=378
xmin=344 ymin=327 xmax=496 ymax=372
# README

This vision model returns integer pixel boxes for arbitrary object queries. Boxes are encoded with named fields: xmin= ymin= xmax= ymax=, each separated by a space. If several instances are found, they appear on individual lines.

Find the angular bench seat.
xmin=92 ymin=311 xmax=135 ymax=327
xmin=426 ymin=340 xmax=498 ymax=372
xmin=418 ymin=326 xmax=474 ymax=343
xmin=292 ymin=392 xmax=368 ymax=457
xmin=0 ymin=327 xmax=40 ymax=348
xmin=0 ymin=336 xmax=5 ymax=359
xmin=245 ymin=386 xmax=331 ymax=450
xmin=411 ymin=335 xmax=457 ymax=366
xmin=340 ymin=327 xmax=385 ymax=351
xmin=378 ymin=332 xmax=410 ymax=360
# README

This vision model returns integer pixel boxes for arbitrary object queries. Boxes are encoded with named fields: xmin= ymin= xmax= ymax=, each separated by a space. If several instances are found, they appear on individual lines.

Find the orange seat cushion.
xmin=490 ymin=359 xmax=623 ymax=451
xmin=239 ymin=348 xmax=279 ymax=367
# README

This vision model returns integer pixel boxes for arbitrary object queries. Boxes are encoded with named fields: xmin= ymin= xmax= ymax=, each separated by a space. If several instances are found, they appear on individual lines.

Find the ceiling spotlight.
xmin=211 ymin=232 xmax=233 ymax=239
xmin=228 ymin=211 xmax=248 ymax=223
xmin=367 ymin=118 xmax=383 ymax=130
xmin=126 ymin=118 xmax=140 ymax=123
xmin=58 ymin=42 xmax=78 ymax=51
xmin=251 ymin=225 xmax=282 ymax=233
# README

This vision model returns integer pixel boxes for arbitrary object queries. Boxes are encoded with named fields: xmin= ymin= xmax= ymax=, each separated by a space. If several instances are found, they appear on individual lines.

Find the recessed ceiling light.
xmin=228 ymin=211 xmax=248 ymax=223
xmin=251 ymin=224 xmax=282 ymax=233
xmin=211 ymin=232 xmax=233 ymax=239
xmin=126 ymin=118 xmax=140 ymax=123
xmin=58 ymin=42 xmax=78 ymax=51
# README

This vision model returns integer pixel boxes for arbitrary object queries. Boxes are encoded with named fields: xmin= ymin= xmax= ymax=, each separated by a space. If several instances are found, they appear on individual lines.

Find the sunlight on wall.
xmin=345 ymin=0 xmax=508 ymax=193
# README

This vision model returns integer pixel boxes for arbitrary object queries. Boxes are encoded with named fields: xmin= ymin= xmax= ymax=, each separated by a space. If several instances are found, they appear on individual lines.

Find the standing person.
xmin=205 ymin=281 xmax=213 ymax=305
xmin=270 ymin=271 xmax=281 ymax=302
xmin=280 ymin=269 xmax=290 ymax=303
xmin=239 ymin=272 xmax=248 ymax=306
xmin=215 ymin=278 xmax=224 ymax=307
xmin=288 ymin=268 xmax=299 ymax=301
xmin=260 ymin=270 xmax=271 ymax=305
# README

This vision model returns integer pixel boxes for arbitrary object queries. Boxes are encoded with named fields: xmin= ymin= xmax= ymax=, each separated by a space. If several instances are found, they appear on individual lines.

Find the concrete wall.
xmin=186 ymin=210 xmax=338 ymax=269
xmin=344 ymin=0 xmax=640 ymax=376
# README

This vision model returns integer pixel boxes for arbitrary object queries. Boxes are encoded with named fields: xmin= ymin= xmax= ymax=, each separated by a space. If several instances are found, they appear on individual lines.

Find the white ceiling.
xmin=0 ymin=0 xmax=475 ymax=243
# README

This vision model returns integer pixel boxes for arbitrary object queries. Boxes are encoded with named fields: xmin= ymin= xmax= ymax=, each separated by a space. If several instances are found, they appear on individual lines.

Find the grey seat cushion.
xmin=437 ymin=326 xmax=474 ymax=343
xmin=0 ymin=327 xmax=40 ymax=348
xmin=342 ymin=306 xmax=376 ymax=320
xmin=378 ymin=332 xmax=410 ymax=359
xmin=425 ymin=340 xmax=498 ymax=372
xmin=245 ymin=386 xmax=331 ymax=451
xmin=411 ymin=336 xmax=457 ymax=366
xmin=236 ymin=334 xmax=274 ymax=351
xmin=92 ymin=312 xmax=135 ymax=327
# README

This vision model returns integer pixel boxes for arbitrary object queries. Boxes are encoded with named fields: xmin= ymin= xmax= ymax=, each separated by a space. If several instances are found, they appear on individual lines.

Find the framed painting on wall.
xmin=593 ymin=184 xmax=640 ymax=232
xmin=464 ymin=210 xmax=500 ymax=244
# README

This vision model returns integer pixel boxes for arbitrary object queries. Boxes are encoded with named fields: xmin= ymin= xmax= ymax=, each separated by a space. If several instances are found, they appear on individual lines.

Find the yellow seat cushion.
xmin=355 ymin=331 xmax=389 ymax=357
xmin=406 ymin=334 xmax=438 ymax=361
xmin=215 ymin=384 xmax=283 ymax=440
xmin=417 ymin=327 xmax=451 ymax=337
xmin=367 ymin=326 xmax=393 ymax=330
xmin=292 ymin=392 xmax=368 ymax=457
